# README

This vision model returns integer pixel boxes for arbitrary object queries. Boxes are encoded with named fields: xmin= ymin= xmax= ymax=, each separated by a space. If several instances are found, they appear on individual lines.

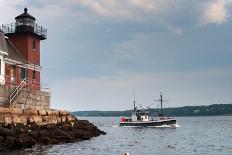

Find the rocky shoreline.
xmin=0 ymin=107 xmax=106 ymax=151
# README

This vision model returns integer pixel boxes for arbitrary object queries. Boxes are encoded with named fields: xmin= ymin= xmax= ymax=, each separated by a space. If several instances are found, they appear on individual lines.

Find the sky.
xmin=0 ymin=0 xmax=232 ymax=111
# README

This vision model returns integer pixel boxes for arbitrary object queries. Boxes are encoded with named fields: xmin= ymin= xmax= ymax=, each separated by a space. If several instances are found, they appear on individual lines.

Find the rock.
xmin=12 ymin=115 xmax=21 ymax=124
xmin=15 ymin=135 xmax=36 ymax=148
xmin=24 ymin=109 xmax=38 ymax=116
xmin=61 ymin=116 xmax=67 ymax=122
xmin=4 ymin=114 xmax=12 ymax=124
xmin=10 ymin=107 xmax=22 ymax=115
xmin=59 ymin=110 xmax=68 ymax=116
xmin=46 ymin=109 xmax=53 ymax=116
xmin=0 ymin=136 xmax=3 ymax=143
xmin=0 ymin=110 xmax=106 ymax=151
xmin=0 ymin=127 xmax=15 ymax=137
xmin=27 ymin=116 xmax=34 ymax=124
xmin=32 ymin=115 xmax=42 ymax=124
xmin=0 ymin=107 xmax=10 ymax=114
xmin=5 ymin=136 xmax=16 ymax=149
xmin=40 ymin=137 xmax=59 ymax=145
xmin=19 ymin=116 xmax=27 ymax=125
xmin=66 ymin=115 xmax=76 ymax=122
xmin=56 ymin=116 xmax=62 ymax=123
xmin=38 ymin=110 xmax=47 ymax=116
xmin=42 ymin=116 xmax=57 ymax=124
xmin=0 ymin=114 xmax=4 ymax=124
xmin=51 ymin=110 xmax=60 ymax=116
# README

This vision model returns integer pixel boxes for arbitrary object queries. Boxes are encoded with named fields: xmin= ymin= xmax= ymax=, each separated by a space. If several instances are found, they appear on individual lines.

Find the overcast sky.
xmin=0 ymin=0 xmax=232 ymax=111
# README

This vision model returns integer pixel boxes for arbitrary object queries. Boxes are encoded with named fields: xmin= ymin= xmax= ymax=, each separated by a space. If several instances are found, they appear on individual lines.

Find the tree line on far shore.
xmin=72 ymin=104 xmax=232 ymax=117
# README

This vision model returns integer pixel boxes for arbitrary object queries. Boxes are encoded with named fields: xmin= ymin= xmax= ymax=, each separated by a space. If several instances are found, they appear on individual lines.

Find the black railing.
xmin=1 ymin=23 xmax=47 ymax=39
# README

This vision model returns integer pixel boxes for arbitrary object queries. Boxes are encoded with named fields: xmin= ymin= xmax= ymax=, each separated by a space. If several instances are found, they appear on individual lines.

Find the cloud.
xmin=77 ymin=0 xmax=180 ymax=21
xmin=128 ymin=0 xmax=156 ymax=10
xmin=51 ymin=67 xmax=232 ymax=111
xmin=201 ymin=0 xmax=231 ymax=25
xmin=3 ymin=0 xmax=24 ymax=6
xmin=74 ymin=0 xmax=140 ymax=22
xmin=1 ymin=0 xmax=232 ymax=111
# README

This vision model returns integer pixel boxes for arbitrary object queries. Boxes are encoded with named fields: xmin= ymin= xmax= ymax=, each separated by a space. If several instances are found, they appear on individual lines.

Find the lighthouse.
xmin=0 ymin=8 xmax=50 ymax=109
xmin=1 ymin=8 xmax=47 ymax=89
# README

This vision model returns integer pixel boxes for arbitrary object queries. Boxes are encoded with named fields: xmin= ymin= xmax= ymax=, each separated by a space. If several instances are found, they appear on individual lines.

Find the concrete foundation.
xmin=0 ymin=85 xmax=50 ymax=110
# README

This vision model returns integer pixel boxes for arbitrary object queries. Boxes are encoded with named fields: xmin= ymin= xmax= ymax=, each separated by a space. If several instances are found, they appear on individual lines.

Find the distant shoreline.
xmin=72 ymin=104 xmax=232 ymax=117
xmin=75 ymin=115 xmax=232 ymax=117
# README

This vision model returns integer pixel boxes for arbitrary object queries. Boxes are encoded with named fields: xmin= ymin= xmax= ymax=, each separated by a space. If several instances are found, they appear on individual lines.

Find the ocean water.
xmin=10 ymin=116 xmax=232 ymax=155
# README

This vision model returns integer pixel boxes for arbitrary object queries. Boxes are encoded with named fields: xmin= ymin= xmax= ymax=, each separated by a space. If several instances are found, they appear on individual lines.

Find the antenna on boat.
xmin=154 ymin=91 xmax=169 ymax=116
xmin=132 ymin=91 xmax=136 ymax=112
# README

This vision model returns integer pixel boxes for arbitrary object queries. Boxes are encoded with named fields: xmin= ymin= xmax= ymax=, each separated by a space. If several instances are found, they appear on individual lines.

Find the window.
xmin=33 ymin=41 xmax=36 ymax=50
xmin=21 ymin=68 xmax=26 ymax=80
xmin=33 ymin=70 xmax=36 ymax=79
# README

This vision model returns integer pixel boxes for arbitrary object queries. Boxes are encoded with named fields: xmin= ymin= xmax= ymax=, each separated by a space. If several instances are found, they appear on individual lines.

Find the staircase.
xmin=9 ymin=79 xmax=26 ymax=107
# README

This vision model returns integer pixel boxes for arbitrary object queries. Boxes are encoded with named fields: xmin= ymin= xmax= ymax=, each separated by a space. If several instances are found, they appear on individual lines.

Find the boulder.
xmin=27 ymin=116 xmax=34 ymax=124
xmin=24 ymin=109 xmax=38 ymax=116
xmin=56 ymin=116 xmax=62 ymax=123
xmin=0 ymin=118 xmax=106 ymax=151
xmin=5 ymin=136 xmax=16 ymax=150
xmin=42 ymin=116 xmax=57 ymax=124
xmin=0 ymin=114 xmax=4 ymax=124
xmin=38 ymin=110 xmax=47 ymax=116
xmin=0 ymin=107 xmax=10 ymax=114
xmin=28 ymin=115 xmax=43 ymax=124
xmin=19 ymin=116 xmax=27 ymax=125
xmin=51 ymin=110 xmax=60 ymax=116
xmin=32 ymin=115 xmax=42 ymax=124
xmin=4 ymin=114 xmax=12 ymax=124
xmin=10 ymin=108 xmax=23 ymax=115
xmin=59 ymin=110 xmax=68 ymax=116
xmin=12 ymin=115 xmax=21 ymax=124
xmin=61 ymin=116 xmax=67 ymax=122
xmin=46 ymin=109 xmax=53 ymax=116
xmin=67 ymin=115 xmax=76 ymax=122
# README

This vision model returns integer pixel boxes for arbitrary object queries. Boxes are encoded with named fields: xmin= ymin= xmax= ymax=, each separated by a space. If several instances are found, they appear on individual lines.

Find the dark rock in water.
xmin=0 ymin=119 xmax=106 ymax=151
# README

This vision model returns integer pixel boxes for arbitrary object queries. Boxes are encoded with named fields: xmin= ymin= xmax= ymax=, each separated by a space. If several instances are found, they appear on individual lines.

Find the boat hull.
xmin=120 ymin=119 xmax=176 ymax=127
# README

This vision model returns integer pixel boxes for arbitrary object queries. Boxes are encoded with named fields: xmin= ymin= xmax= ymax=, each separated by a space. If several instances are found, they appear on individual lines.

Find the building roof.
xmin=5 ymin=39 xmax=28 ymax=64
xmin=15 ymin=8 xmax=36 ymax=20
xmin=0 ymin=29 xmax=7 ymax=53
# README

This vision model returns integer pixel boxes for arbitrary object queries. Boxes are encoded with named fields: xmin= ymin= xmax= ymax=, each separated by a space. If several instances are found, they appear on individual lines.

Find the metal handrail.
xmin=9 ymin=78 xmax=26 ymax=106
xmin=1 ymin=23 xmax=47 ymax=39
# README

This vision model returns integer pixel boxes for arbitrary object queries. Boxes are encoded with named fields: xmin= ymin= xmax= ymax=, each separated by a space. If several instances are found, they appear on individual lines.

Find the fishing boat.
xmin=120 ymin=93 xmax=176 ymax=127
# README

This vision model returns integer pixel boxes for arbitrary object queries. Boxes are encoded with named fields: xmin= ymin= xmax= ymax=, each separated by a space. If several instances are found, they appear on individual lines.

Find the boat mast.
xmin=133 ymin=91 xmax=136 ymax=112
xmin=154 ymin=92 xmax=168 ymax=117
xmin=160 ymin=93 xmax=163 ymax=116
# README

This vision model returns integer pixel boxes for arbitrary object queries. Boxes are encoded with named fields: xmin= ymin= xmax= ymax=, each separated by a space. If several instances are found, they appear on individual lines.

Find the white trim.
xmin=3 ymin=58 xmax=42 ymax=71
xmin=26 ymin=64 xmax=42 ymax=72
xmin=0 ymin=55 xmax=5 ymax=85
xmin=3 ymin=58 xmax=24 ymax=66
xmin=0 ymin=50 xmax=8 ymax=56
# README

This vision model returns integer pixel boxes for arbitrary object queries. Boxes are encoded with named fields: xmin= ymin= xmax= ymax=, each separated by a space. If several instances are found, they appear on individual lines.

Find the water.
xmin=11 ymin=116 xmax=232 ymax=155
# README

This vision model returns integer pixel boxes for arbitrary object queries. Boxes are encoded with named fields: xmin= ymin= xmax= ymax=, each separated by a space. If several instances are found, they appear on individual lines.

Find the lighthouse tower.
xmin=2 ymin=8 xmax=47 ymax=89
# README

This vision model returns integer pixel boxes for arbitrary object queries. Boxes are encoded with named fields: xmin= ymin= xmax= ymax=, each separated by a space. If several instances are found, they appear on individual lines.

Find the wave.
xmin=150 ymin=123 xmax=181 ymax=128
xmin=120 ymin=124 xmax=181 ymax=128
xmin=110 ymin=125 xmax=119 ymax=127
